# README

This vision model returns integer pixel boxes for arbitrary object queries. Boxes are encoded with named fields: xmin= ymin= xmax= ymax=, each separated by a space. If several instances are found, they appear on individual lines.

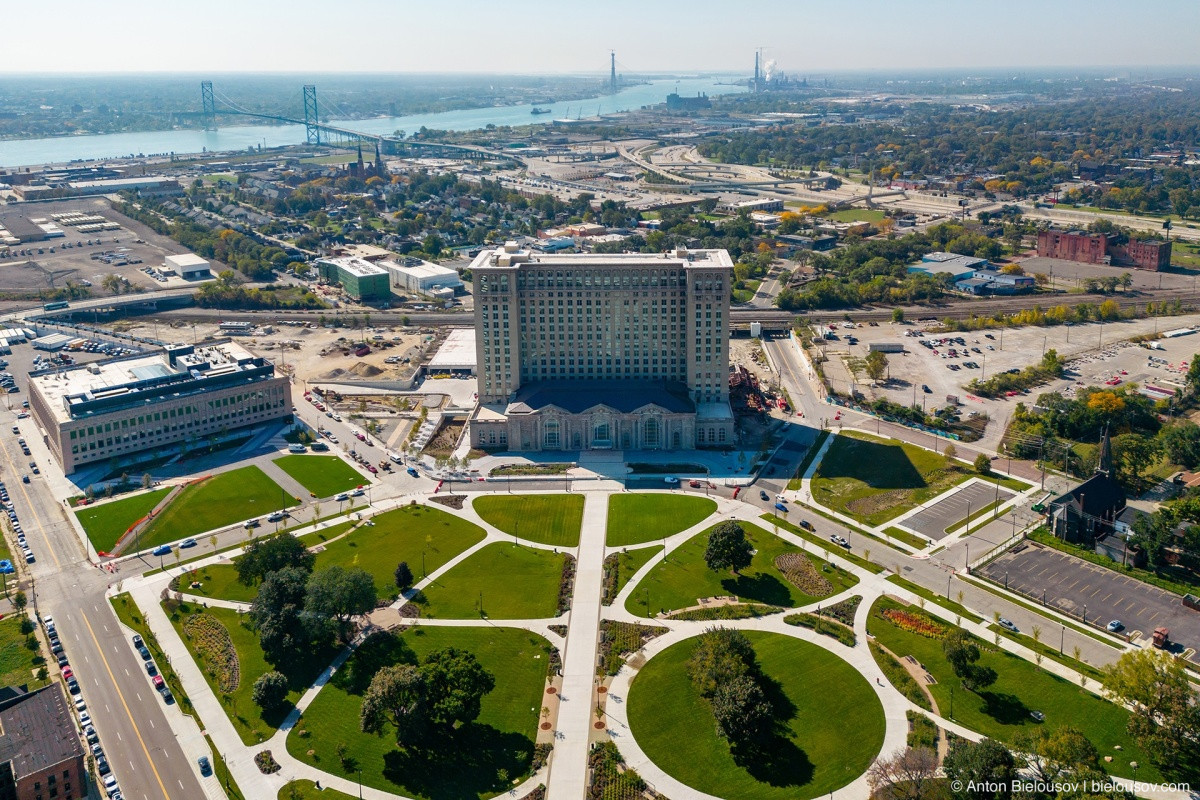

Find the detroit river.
xmin=0 ymin=77 xmax=744 ymax=168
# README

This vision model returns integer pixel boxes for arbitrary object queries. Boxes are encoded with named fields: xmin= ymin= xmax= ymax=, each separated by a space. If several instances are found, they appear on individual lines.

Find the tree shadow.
xmin=978 ymin=690 xmax=1030 ymax=726
xmin=330 ymin=632 xmax=418 ymax=695
xmin=380 ymin=724 xmax=533 ymax=800
xmin=722 ymin=572 xmax=793 ymax=607
xmin=731 ymin=671 xmax=811 ymax=787
xmin=815 ymin=437 xmax=927 ymax=490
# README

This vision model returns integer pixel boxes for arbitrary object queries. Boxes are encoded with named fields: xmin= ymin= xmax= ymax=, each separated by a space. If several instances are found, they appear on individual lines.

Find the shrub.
xmin=252 ymin=670 xmax=289 ymax=711
xmin=882 ymin=607 xmax=947 ymax=639
xmin=773 ymin=552 xmax=833 ymax=596
xmin=183 ymin=613 xmax=240 ymax=693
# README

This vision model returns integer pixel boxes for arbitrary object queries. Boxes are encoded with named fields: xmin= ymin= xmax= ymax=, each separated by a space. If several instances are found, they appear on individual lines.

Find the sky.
xmin=5 ymin=0 xmax=1198 ymax=74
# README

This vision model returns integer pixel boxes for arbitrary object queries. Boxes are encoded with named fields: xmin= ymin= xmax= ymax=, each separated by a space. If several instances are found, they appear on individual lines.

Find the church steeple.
xmin=1097 ymin=425 xmax=1114 ymax=477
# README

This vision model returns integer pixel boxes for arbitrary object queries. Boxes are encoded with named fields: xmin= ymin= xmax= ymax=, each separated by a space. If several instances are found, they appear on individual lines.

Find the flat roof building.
xmin=384 ymin=257 xmax=465 ymax=296
xmin=315 ymin=257 xmax=391 ymax=302
xmin=164 ymin=253 xmax=211 ymax=278
xmin=469 ymin=244 xmax=734 ymax=452
xmin=29 ymin=341 xmax=291 ymax=475
xmin=0 ymin=683 xmax=86 ymax=800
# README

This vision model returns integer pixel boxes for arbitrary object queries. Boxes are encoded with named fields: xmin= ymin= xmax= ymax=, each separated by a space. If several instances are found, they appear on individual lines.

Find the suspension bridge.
xmin=194 ymin=81 xmax=514 ymax=162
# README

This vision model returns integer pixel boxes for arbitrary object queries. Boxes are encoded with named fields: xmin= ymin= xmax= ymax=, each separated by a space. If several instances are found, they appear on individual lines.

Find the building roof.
xmin=506 ymin=381 xmax=695 ymax=415
xmin=428 ymin=329 xmax=476 ymax=370
xmin=384 ymin=259 xmax=462 ymax=282
xmin=30 ymin=341 xmax=275 ymax=424
xmin=470 ymin=243 xmax=733 ymax=272
xmin=165 ymin=253 xmax=209 ymax=268
xmin=1050 ymin=472 xmax=1126 ymax=521
xmin=0 ymin=684 xmax=84 ymax=780
xmin=317 ymin=257 xmax=388 ymax=278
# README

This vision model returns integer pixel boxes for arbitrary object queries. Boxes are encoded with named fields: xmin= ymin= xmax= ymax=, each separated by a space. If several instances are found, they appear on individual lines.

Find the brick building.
xmin=0 ymin=684 xmax=87 ymax=800
xmin=1036 ymin=229 xmax=1171 ymax=271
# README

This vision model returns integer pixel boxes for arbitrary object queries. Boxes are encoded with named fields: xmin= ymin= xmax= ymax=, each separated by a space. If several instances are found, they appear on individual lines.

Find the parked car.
xmin=997 ymin=617 xmax=1019 ymax=632
xmin=1106 ymin=620 xmax=1124 ymax=632
xmin=179 ymin=538 xmax=197 ymax=548
xmin=151 ymin=545 xmax=171 ymax=556
xmin=759 ymin=490 xmax=770 ymax=501
xmin=197 ymin=756 xmax=212 ymax=777
xmin=829 ymin=534 xmax=850 ymax=548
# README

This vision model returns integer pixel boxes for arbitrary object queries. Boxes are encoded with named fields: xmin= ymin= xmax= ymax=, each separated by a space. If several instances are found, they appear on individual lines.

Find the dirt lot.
xmin=0 ymin=198 xmax=209 ymax=304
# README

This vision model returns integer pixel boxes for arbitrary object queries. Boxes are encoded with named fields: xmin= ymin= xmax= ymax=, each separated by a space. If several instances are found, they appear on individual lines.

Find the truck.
xmin=1152 ymin=627 xmax=1171 ymax=649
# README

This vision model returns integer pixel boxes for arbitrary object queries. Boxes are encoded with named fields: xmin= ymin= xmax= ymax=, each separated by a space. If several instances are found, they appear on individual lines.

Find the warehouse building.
xmin=469 ymin=244 xmax=734 ymax=452
xmin=314 ymin=257 xmax=391 ymax=301
xmin=384 ymin=257 xmax=465 ymax=296
xmin=29 ymin=341 xmax=291 ymax=474
xmin=0 ymin=684 xmax=86 ymax=800
xmin=164 ymin=253 xmax=211 ymax=279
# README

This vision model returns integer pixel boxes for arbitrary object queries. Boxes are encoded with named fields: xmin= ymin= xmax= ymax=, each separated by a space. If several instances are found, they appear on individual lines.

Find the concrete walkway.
xmin=546 ymin=491 xmax=607 ymax=800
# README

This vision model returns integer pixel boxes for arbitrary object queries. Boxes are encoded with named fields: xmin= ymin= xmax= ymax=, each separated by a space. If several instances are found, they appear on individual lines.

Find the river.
xmin=0 ymin=77 xmax=744 ymax=168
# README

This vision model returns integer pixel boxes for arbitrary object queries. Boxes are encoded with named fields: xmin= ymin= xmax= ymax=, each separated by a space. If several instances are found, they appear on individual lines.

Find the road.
xmin=2 ymin=412 xmax=207 ymax=800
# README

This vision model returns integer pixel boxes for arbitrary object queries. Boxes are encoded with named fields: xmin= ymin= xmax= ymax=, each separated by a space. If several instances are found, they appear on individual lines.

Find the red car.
xmin=366 ymin=465 xmax=378 ymax=474
xmin=689 ymin=479 xmax=701 ymax=488
xmin=152 ymin=675 xmax=165 ymax=690
xmin=62 ymin=667 xmax=74 ymax=680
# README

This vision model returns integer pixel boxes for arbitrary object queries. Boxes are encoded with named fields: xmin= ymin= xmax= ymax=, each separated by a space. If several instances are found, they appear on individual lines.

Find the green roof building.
xmin=315 ymin=257 xmax=391 ymax=301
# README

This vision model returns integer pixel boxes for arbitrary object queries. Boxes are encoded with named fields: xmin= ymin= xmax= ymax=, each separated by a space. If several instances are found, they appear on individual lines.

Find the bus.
xmin=43 ymin=301 xmax=70 ymax=312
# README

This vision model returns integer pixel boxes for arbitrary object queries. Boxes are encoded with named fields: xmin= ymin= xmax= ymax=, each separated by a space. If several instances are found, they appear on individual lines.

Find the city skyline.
xmin=4 ymin=0 xmax=1199 ymax=74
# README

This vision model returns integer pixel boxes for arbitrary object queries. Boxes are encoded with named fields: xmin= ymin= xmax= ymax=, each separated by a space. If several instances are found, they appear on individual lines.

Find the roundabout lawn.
xmin=472 ymin=494 xmax=584 ymax=547
xmin=416 ymin=543 xmax=566 ymax=619
xmin=606 ymin=493 xmax=718 ymax=547
xmin=273 ymin=454 xmax=365 ymax=498
xmin=287 ymin=626 xmax=551 ymax=800
xmin=624 ymin=522 xmax=858 ymax=618
xmin=315 ymin=504 xmax=486 ymax=600
xmin=628 ymin=631 xmax=884 ymax=800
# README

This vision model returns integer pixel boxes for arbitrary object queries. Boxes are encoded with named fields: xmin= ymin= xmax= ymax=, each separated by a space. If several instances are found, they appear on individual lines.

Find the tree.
xmin=867 ymin=747 xmax=940 ymax=800
xmin=359 ymin=664 xmax=427 ymax=745
xmin=687 ymin=627 xmax=758 ymax=698
xmin=394 ymin=562 xmax=414 ymax=592
xmin=1112 ymin=433 xmax=1159 ymax=486
xmin=141 ymin=473 xmax=152 ymax=490
xmin=944 ymin=443 xmax=957 ymax=461
xmin=1102 ymin=648 xmax=1200 ymax=776
xmin=703 ymin=521 xmax=754 ymax=575
xmin=304 ymin=566 xmax=378 ymax=642
xmin=1188 ymin=354 xmax=1200 ymax=396
xmin=1161 ymin=422 xmax=1200 ymax=470
xmin=942 ymin=738 xmax=1016 ymax=800
xmin=12 ymin=591 xmax=26 ymax=613
xmin=864 ymin=349 xmax=888 ymax=384
xmin=973 ymin=453 xmax=992 ymax=475
xmin=891 ymin=307 xmax=905 ymax=323
xmin=237 ymin=533 xmax=315 ymax=586
xmin=711 ymin=674 xmax=774 ymax=747
xmin=421 ymin=647 xmax=496 ymax=729
xmin=942 ymin=629 xmax=997 ymax=692
xmin=1014 ymin=725 xmax=1100 ymax=784
xmin=251 ymin=671 xmax=289 ymax=711
xmin=250 ymin=567 xmax=323 ymax=664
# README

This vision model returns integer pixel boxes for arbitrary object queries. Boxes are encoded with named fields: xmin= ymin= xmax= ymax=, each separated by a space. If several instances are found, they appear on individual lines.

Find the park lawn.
xmin=315 ymin=505 xmax=486 ymax=600
xmin=75 ymin=488 xmax=171 ymax=553
xmin=138 ymin=467 xmax=290 ymax=549
xmin=417 ymin=543 xmax=566 ymax=619
xmin=287 ymin=626 xmax=552 ymax=800
xmin=625 ymin=521 xmax=858 ymax=618
xmin=606 ymin=493 xmax=718 ymax=547
xmin=473 ymin=494 xmax=584 ymax=547
xmin=179 ymin=520 xmax=362 ymax=603
xmin=628 ymin=631 xmax=884 ymax=800
xmin=812 ymin=431 xmax=971 ymax=527
xmin=605 ymin=546 xmax=663 ymax=605
xmin=867 ymin=597 xmax=1156 ymax=781
xmin=0 ymin=615 xmax=46 ymax=690
xmin=825 ymin=208 xmax=886 ymax=224
xmin=167 ymin=601 xmax=333 ymax=746
xmin=278 ymin=781 xmax=357 ymax=800
xmin=273 ymin=455 xmax=365 ymax=498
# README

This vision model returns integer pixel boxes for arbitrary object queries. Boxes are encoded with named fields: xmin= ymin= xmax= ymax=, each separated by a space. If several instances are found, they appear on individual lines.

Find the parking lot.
xmin=980 ymin=542 xmax=1200 ymax=660
xmin=902 ymin=480 xmax=1015 ymax=540
xmin=0 ymin=198 xmax=205 ymax=305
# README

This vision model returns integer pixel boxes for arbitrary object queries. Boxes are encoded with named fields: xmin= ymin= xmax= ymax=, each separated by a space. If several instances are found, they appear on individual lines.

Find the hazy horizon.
xmin=5 ymin=0 xmax=1199 ymax=74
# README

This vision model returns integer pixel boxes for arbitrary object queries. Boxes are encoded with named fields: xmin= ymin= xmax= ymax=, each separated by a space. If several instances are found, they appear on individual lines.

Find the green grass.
xmin=763 ymin=515 xmax=886 ymax=574
xmin=625 ymin=521 xmax=858 ymax=618
xmin=287 ymin=626 xmax=551 ymax=800
xmin=606 ymin=494 xmax=718 ymax=547
xmin=825 ymin=208 xmax=886 ymax=224
xmin=628 ymin=631 xmax=885 ymax=800
xmin=0 ymin=615 xmax=46 ymax=690
xmin=166 ymin=601 xmax=333 ymax=746
xmin=138 ymin=467 xmax=289 ymax=549
xmin=812 ymin=431 xmax=972 ymax=526
xmin=317 ymin=505 xmax=486 ymax=600
xmin=869 ymin=641 xmax=932 ymax=711
xmin=273 ymin=455 xmax=365 ymax=498
xmin=883 ymin=526 xmax=932 ymax=550
xmin=788 ymin=430 xmax=829 ymax=489
xmin=473 ymin=494 xmax=584 ymax=547
xmin=417 ymin=543 xmax=567 ymax=619
xmin=178 ymin=520 xmax=361 ymax=603
xmin=885 ymin=574 xmax=984 ymax=624
xmin=75 ymin=488 xmax=171 ymax=553
xmin=278 ymin=781 xmax=358 ymax=800
xmin=109 ymin=593 xmax=194 ymax=715
xmin=867 ymin=596 xmax=1156 ymax=781
xmin=603 ymin=546 xmax=663 ymax=605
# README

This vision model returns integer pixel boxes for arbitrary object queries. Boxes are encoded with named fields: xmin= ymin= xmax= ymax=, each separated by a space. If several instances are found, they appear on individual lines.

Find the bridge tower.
xmin=303 ymin=85 xmax=320 ymax=145
xmin=753 ymin=50 xmax=761 ymax=94
xmin=610 ymin=51 xmax=617 ymax=94
xmin=200 ymin=81 xmax=217 ymax=130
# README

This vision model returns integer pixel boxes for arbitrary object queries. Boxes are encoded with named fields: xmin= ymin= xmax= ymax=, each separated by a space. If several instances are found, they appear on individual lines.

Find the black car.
xmin=138 ymin=645 xmax=151 ymax=661
xmin=759 ymin=490 xmax=769 ymax=501
xmin=67 ymin=679 xmax=80 ymax=695
xmin=146 ymin=661 xmax=158 ymax=677
xmin=197 ymin=756 xmax=212 ymax=777
xmin=97 ymin=757 xmax=110 ymax=776
xmin=56 ymin=653 xmax=69 ymax=668
xmin=132 ymin=634 xmax=143 ymax=649
xmin=922 ymin=384 xmax=931 ymax=393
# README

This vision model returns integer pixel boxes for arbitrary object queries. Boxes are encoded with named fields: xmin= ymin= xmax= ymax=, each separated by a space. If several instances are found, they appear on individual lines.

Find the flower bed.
xmin=182 ymin=612 xmax=240 ymax=693
xmin=556 ymin=554 xmax=577 ymax=616
xmin=254 ymin=750 xmax=280 ymax=774
xmin=881 ymin=607 xmax=947 ymax=640
xmin=598 ymin=621 xmax=667 ymax=676
xmin=773 ymin=552 xmax=833 ymax=596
